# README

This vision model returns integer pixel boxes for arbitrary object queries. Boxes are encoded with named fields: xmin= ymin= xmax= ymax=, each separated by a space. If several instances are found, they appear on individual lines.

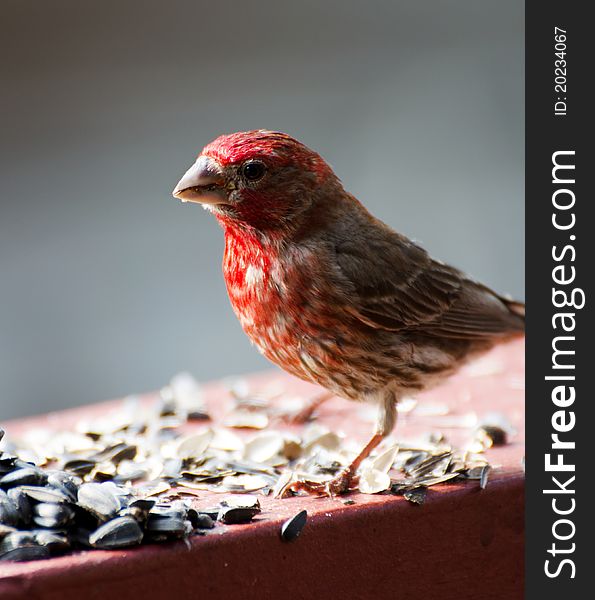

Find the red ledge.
xmin=0 ymin=339 xmax=524 ymax=600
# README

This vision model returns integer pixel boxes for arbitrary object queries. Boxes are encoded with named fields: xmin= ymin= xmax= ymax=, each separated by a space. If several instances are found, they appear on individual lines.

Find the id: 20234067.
xmin=554 ymin=27 xmax=567 ymax=116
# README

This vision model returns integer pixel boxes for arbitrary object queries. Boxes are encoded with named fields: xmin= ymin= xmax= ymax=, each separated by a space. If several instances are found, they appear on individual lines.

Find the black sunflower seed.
xmin=190 ymin=511 xmax=214 ymax=530
xmin=77 ymin=483 xmax=120 ymax=521
xmin=63 ymin=458 xmax=97 ymax=477
xmin=0 ymin=453 xmax=17 ymax=473
xmin=217 ymin=506 xmax=260 ymax=525
xmin=120 ymin=497 xmax=156 ymax=523
xmin=34 ymin=530 xmax=70 ymax=555
xmin=146 ymin=515 xmax=189 ymax=538
xmin=0 ymin=467 xmax=47 ymax=489
xmin=33 ymin=503 xmax=75 ymax=528
xmin=19 ymin=486 xmax=70 ymax=504
xmin=129 ymin=498 xmax=156 ymax=512
xmin=89 ymin=516 xmax=143 ymax=549
xmin=403 ymin=487 xmax=427 ymax=505
xmin=7 ymin=488 xmax=32 ymax=525
xmin=0 ymin=531 xmax=37 ymax=554
xmin=93 ymin=443 xmax=137 ymax=465
xmin=160 ymin=398 xmax=179 ymax=416
xmin=0 ymin=492 xmax=19 ymax=526
xmin=187 ymin=409 xmax=210 ymax=421
xmin=478 ymin=425 xmax=508 ymax=446
xmin=47 ymin=472 xmax=79 ymax=502
xmin=280 ymin=510 xmax=307 ymax=542
xmin=0 ymin=544 xmax=50 ymax=562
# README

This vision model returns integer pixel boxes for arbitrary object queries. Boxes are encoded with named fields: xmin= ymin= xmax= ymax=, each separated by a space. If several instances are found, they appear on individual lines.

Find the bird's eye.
xmin=241 ymin=160 xmax=266 ymax=182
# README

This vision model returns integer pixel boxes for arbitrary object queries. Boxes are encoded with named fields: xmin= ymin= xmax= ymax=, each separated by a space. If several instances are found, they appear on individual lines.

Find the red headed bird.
xmin=173 ymin=130 xmax=524 ymax=495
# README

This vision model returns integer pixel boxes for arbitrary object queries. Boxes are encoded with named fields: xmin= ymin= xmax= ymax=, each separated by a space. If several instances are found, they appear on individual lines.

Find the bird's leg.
xmin=282 ymin=391 xmax=333 ymax=424
xmin=282 ymin=390 xmax=398 ymax=497
xmin=329 ymin=432 xmax=384 ymax=493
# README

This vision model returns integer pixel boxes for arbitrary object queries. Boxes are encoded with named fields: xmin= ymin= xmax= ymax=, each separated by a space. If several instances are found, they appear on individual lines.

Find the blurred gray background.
xmin=0 ymin=1 xmax=524 ymax=420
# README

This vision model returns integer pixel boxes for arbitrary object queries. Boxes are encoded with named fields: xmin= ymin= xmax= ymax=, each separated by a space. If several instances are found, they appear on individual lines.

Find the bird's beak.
xmin=172 ymin=155 xmax=228 ymax=204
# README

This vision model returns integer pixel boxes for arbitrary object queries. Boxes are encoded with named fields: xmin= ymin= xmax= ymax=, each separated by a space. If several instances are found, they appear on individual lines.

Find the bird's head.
xmin=172 ymin=130 xmax=339 ymax=232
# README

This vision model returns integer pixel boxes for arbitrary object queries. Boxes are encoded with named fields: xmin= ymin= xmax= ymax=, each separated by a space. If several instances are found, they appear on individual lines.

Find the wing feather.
xmin=335 ymin=233 xmax=524 ymax=340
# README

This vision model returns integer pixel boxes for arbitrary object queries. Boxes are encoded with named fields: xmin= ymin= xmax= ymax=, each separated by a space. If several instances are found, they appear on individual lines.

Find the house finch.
xmin=173 ymin=130 xmax=525 ymax=495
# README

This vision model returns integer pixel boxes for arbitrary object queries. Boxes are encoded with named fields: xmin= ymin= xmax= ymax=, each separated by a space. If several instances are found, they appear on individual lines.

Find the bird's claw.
xmin=278 ymin=469 xmax=358 ymax=498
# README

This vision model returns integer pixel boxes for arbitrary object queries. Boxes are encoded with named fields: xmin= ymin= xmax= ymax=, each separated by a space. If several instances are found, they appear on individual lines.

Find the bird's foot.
xmin=278 ymin=468 xmax=358 ymax=498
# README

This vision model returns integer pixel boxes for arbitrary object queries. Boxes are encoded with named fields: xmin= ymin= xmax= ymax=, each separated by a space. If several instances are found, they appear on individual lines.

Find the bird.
xmin=172 ymin=130 xmax=525 ymax=496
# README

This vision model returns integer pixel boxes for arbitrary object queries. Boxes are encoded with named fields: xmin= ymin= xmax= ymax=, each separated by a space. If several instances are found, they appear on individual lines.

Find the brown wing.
xmin=334 ymin=232 xmax=524 ymax=341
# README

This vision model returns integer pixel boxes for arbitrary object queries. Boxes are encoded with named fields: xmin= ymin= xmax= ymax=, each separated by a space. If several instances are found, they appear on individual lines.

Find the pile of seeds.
xmin=0 ymin=373 xmax=510 ymax=562
xmin=0 ymin=432 xmax=263 ymax=560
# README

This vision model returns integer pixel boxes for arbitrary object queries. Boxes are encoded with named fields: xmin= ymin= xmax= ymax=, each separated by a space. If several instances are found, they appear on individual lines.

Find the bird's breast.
xmin=222 ymin=231 xmax=338 ymax=385
xmin=223 ymin=231 xmax=293 ymax=356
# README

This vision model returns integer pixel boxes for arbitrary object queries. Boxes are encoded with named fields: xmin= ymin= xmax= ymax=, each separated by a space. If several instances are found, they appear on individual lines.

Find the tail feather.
xmin=500 ymin=297 xmax=525 ymax=334
xmin=504 ymin=298 xmax=525 ymax=320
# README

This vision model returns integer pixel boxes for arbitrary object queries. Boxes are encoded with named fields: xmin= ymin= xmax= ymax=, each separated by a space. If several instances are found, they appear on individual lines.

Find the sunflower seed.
xmin=243 ymin=432 xmax=284 ymax=463
xmin=129 ymin=498 xmax=156 ymax=512
xmin=465 ymin=464 xmax=490 ymax=480
xmin=406 ymin=451 xmax=452 ymax=478
xmin=63 ymin=458 xmax=97 ymax=476
xmin=476 ymin=425 xmax=508 ymax=447
xmin=281 ymin=510 xmax=307 ymax=542
xmin=17 ymin=485 xmax=70 ymax=504
xmin=89 ymin=516 xmax=143 ymax=549
xmin=358 ymin=468 xmax=391 ymax=494
xmin=403 ymin=487 xmax=427 ymax=505
xmin=479 ymin=465 xmax=491 ymax=489
xmin=302 ymin=428 xmax=341 ymax=453
xmin=34 ymin=530 xmax=70 ymax=554
xmin=0 ymin=530 xmax=35 ymax=550
xmin=33 ymin=503 xmax=74 ymax=528
xmin=0 ymin=467 xmax=47 ymax=489
xmin=371 ymin=445 xmax=399 ymax=474
xmin=93 ymin=443 xmax=138 ymax=465
xmin=413 ymin=472 xmax=462 ymax=487
xmin=146 ymin=515 xmax=188 ymax=538
xmin=175 ymin=430 xmax=214 ymax=459
xmin=192 ymin=512 xmax=215 ymax=530
xmin=47 ymin=472 xmax=79 ymax=501
xmin=217 ymin=506 xmax=260 ymax=524
xmin=77 ymin=483 xmax=120 ymax=521
xmin=6 ymin=487 xmax=32 ymax=525
xmin=224 ymin=410 xmax=269 ymax=430
xmin=0 ymin=544 xmax=50 ymax=561
xmin=0 ymin=492 xmax=19 ymax=526
xmin=188 ymin=410 xmax=210 ymax=421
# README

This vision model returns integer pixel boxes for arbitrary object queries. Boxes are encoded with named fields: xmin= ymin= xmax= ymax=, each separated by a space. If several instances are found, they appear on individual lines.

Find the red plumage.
xmin=173 ymin=130 xmax=524 ymax=495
